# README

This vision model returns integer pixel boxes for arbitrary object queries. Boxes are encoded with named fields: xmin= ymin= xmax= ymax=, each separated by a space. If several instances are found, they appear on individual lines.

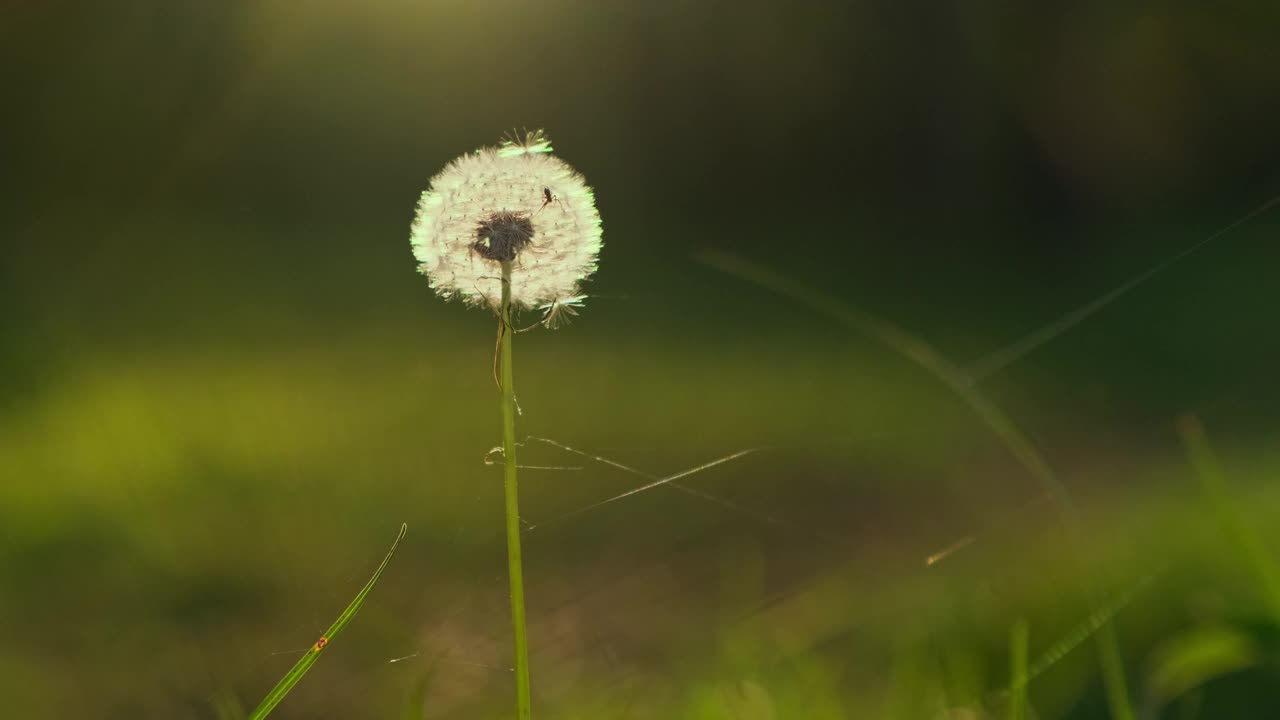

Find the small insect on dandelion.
xmin=533 ymin=187 xmax=558 ymax=216
xmin=409 ymin=130 xmax=602 ymax=328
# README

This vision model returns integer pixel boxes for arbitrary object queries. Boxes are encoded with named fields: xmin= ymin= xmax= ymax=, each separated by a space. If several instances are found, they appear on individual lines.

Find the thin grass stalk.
xmin=1178 ymin=414 xmax=1280 ymax=620
xmin=1009 ymin=619 xmax=1029 ymax=720
xmin=1095 ymin=627 xmax=1134 ymax=720
xmin=700 ymin=251 xmax=1135 ymax=719
xmin=247 ymin=523 xmax=407 ymax=720
xmin=500 ymin=260 xmax=533 ymax=719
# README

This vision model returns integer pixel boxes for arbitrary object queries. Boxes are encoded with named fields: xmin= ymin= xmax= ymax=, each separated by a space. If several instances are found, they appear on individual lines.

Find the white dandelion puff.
xmin=409 ymin=130 xmax=602 ymax=320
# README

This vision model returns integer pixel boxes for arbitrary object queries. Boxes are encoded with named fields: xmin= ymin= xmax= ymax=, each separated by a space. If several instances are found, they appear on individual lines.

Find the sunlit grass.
xmin=5 ymin=336 xmax=1280 ymax=716
xmin=5 ymin=220 xmax=1280 ymax=715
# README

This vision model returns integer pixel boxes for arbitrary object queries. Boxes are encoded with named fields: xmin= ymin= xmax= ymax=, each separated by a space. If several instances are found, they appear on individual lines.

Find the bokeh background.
xmin=4 ymin=2 xmax=1280 ymax=718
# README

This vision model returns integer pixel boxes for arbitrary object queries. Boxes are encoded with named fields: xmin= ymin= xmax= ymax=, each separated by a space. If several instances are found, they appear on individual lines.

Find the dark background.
xmin=3 ymin=2 xmax=1280 ymax=718
xmin=5 ymin=1 xmax=1280 ymax=412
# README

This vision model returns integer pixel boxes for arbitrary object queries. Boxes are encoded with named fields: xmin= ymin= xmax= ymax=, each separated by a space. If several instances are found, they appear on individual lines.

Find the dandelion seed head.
xmin=410 ymin=130 xmax=602 ymax=316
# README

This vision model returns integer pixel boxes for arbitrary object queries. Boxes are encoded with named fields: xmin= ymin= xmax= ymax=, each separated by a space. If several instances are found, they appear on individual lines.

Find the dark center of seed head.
xmin=472 ymin=211 xmax=534 ymax=262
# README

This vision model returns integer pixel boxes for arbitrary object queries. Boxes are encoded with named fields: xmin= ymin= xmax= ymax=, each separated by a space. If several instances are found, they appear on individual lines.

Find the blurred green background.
xmin=4 ymin=2 xmax=1280 ymax=718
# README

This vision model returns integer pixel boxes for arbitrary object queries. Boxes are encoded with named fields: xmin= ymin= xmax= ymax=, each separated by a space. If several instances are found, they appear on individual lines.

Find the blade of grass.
xmin=212 ymin=690 xmax=246 ymax=720
xmin=966 ymin=193 xmax=1280 ymax=382
xmin=698 ymin=251 xmax=1076 ymax=515
xmin=1096 ymin=624 xmax=1135 ymax=720
xmin=699 ymin=252 xmax=1136 ymax=719
xmin=1008 ymin=619 xmax=1029 ymax=720
xmin=1023 ymin=573 xmax=1154 ymax=685
xmin=248 ymin=522 xmax=409 ymax=720
xmin=1177 ymin=414 xmax=1280 ymax=620
xmin=399 ymin=660 xmax=437 ymax=720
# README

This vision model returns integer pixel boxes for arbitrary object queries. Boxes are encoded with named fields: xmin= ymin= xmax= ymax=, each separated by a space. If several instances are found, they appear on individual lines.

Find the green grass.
xmin=702 ymin=250 xmax=1136 ymax=717
xmin=6 ymin=334 xmax=1280 ymax=717
xmin=4 ymin=222 xmax=1280 ymax=717
xmin=248 ymin=523 xmax=406 ymax=719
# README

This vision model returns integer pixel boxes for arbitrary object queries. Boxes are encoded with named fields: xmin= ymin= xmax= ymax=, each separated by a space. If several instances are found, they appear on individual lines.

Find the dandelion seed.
xmin=410 ymin=130 xmax=603 ymax=321
xmin=538 ymin=294 xmax=586 ymax=329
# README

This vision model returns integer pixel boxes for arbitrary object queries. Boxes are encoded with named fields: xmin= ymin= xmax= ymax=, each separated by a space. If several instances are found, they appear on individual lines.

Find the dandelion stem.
xmin=499 ymin=260 xmax=533 ymax=719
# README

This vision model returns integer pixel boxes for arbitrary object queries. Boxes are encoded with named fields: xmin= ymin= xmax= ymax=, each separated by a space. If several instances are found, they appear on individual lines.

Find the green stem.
xmin=1095 ymin=624 xmax=1134 ymax=720
xmin=1178 ymin=414 xmax=1280 ymax=621
xmin=499 ymin=261 xmax=532 ymax=719
xmin=1008 ymin=618 xmax=1029 ymax=720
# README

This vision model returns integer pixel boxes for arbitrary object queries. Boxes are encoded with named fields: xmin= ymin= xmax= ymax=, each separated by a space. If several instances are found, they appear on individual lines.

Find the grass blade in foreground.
xmin=1008 ymin=619 xmax=1029 ymax=720
xmin=248 ymin=523 xmax=409 ymax=720
xmin=1177 ymin=414 xmax=1280 ymax=620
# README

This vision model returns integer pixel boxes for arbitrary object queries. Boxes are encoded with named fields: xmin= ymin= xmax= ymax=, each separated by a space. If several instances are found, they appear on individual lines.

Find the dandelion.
xmin=410 ymin=129 xmax=602 ymax=325
xmin=408 ymin=130 xmax=602 ymax=719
